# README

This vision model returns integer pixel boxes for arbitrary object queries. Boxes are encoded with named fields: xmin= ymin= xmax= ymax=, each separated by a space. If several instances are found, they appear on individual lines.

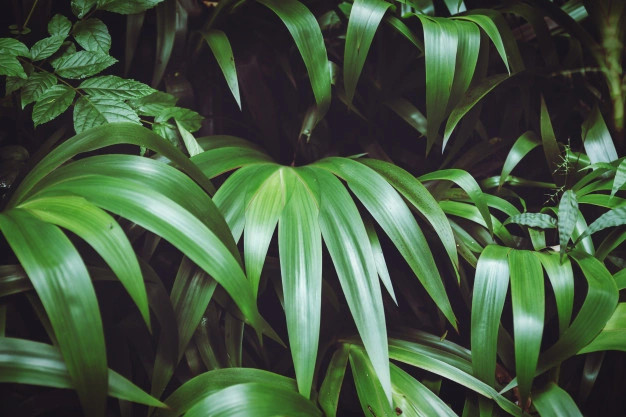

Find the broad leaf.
xmin=30 ymin=36 xmax=65 ymax=61
xmin=73 ymin=18 xmax=112 ymax=54
xmin=0 ymin=38 xmax=30 ymax=57
xmin=21 ymin=72 xmax=58 ymax=109
xmin=79 ymin=75 xmax=155 ymax=99
xmin=32 ymin=85 xmax=75 ymax=127
xmin=53 ymin=51 xmax=117 ymax=79
xmin=155 ymin=107 xmax=203 ymax=132
xmin=579 ymin=303 xmax=626 ymax=353
xmin=536 ymin=252 xmax=574 ymax=335
xmin=577 ymin=207 xmax=626 ymax=242
xmin=71 ymin=0 xmax=96 ymax=18
xmin=48 ymin=14 xmax=72 ymax=37
xmin=203 ymin=30 xmax=241 ymax=109
xmin=73 ymin=96 xmax=141 ymax=133
xmin=0 ymin=55 xmax=27 ymax=79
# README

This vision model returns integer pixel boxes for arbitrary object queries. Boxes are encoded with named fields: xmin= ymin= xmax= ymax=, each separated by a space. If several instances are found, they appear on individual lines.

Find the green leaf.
xmin=541 ymin=95 xmax=565 ymax=186
xmin=536 ymin=252 xmax=574 ymax=336
xmin=97 ymin=0 xmax=165 ymax=14
xmin=53 ymin=51 xmax=117 ymax=79
xmin=349 ymin=346 xmax=395 ymax=417
xmin=343 ymin=0 xmax=391 ymax=105
xmin=509 ymin=249 xmax=544 ymax=406
xmin=176 ymin=120 xmax=204 ymax=157
xmin=558 ymin=190 xmax=579 ymax=257
xmin=446 ymin=20 xmax=480 ymax=114
xmin=152 ymin=0 xmax=176 ymax=87
xmin=72 ymin=0 xmax=96 ymax=18
xmin=128 ymin=91 xmax=177 ymax=116
xmin=384 ymin=97 xmax=427 ymax=136
xmin=184 ymin=382 xmax=321 ymax=417
xmin=155 ymin=107 xmax=204 ymax=132
xmin=577 ymin=207 xmax=626 ymax=242
xmin=0 ymin=337 xmax=165 ymax=407
xmin=443 ymin=73 xmax=509 ymax=146
xmin=0 ymin=38 xmax=30 ymax=57
xmin=319 ymin=344 xmax=350 ymax=417
xmin=309 ymin=166 xmax=391 ymax=403
xmin=30 ymin=36 xmax=65 ymax=61
xmin=21 ymin=72 xmax=58 ymax=108
xmin=0 ymin=55 xmax=27 ymax=79
xmin=5 ymin=76 xmax=27 ymax=95
xmin=500 ymin=131 xmax=541 ymax=188
xmin=73 ymin=18 xmax=112 ymax=54
xmin=318 ymin=158 xmax=457 ymax=328
xmin=611 ymin=159 xmax=626 ymax=198
xmin=50 ymin=41 xmax=77 ymax=68
xmin=48 ymin=14 xmax=72 ymax=38
xmin=257 ymin=0 xmax=331 ymax=117
xmin=31 ymin=85 xmax=75 ymax=127
xmin=365 ymin=219 xmax=397 ymax=304
xmin=278 ymin=171 xmax=322 ymax=398
xmin=79 ymin=75 xmax=155 ymax=99
xmin=0 ymin=210 xmax=107 ymax=417
xmin=471 ymin=245 xmax=510 ymax=388
xmin=244 ymin=166 xmax=286 ymax=296
xmin=361 ymin=159 xmax=459 ymax=273
xmin=443 ymin=0 xmax=466 ymax=15
xmin=384 ymin=15 xmax=424 ymax=51
xmin=504 ymin=213 xmax=556 ymax=229
xmin=417 ymin=15 xmax=458 ymax=152
xmin=581 ymin=105 xmax=618 ymax=164
xmin=73 ymin=96 xmax=141 ymax=133
xmin=579 ymin=303 xmax=626 ymax=353
xmin=18 ymin=196 xmax=150 ymax=327
xmin=203 ymin=30 xmax=241 ymax=109
xmin=533 ymin=383 xmax=583 ymax=417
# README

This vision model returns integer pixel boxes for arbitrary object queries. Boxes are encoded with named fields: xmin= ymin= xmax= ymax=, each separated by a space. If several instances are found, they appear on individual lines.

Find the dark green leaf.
xmin=611 ymin=159 xmax=626 ymax=197
xmin=30 ymin=36 xmax=65 ymax=61
xmin=0 ymin=55 xmax=27 ymax=79
xmin=558 ymin=190 xmax=578 ymax=257
xmin=48 ymin=14 xmax=72 ymax=38
xmin=536 ymin=252 xmax=574 ymax=335
xmin=71 ymin=0 xmax=96 ymax=18
xmin=319 ymin=344 xmax=350 ymax=417
xmin=21 ymin=72 xmax=58 ymax=108
xmin=152 ymin=0 xmax=176 ymax=87
xmin=73 ymin=96 xmax=141 ymax=133
xmin=32 ymin=85 xmax=75 ymax=127
xmin=504 ymin=213 xmax=556 ymax=229
xmin=73 ymin=18 xmax=112 ymax=54
xmin=540 ymin=95 xmax=565 ymax=186
xmin=0 ymin=38 xmax=30 ymax=57
xmin=579 ymin=303 xmax=626 ymax=353
xmin=53 ymin=51 xmax=117 ymax=79
xmin=79 ymin=75 xmax=155 ymax=99
xmin=97 ymin=0 xmax=165 ymax=14
xmin=577 ymin=207 xmax=626 ymax=242
xmin=500 ymin=131 xmax=540 ymax=188
xmin=155 ymin=107 xmax=204 ymax=132
xmin=349 ymin=346 xmax=395 ymax=417
xmin=533 ymin=383 xmax=583 ymax=417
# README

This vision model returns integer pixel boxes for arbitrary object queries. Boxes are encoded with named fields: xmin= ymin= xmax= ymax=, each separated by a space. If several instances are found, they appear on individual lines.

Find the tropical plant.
xmin=1 ymin=0 xmax=625 ymax=416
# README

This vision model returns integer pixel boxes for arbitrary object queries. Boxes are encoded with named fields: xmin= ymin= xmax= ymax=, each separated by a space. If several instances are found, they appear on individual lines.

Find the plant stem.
xmin=23 ymin=0 xmax=40 ymax=29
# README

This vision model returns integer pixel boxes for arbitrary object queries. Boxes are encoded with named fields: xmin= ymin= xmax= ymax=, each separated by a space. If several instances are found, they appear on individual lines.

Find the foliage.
xmin=0 ymin=0 xmax=625 ymax=416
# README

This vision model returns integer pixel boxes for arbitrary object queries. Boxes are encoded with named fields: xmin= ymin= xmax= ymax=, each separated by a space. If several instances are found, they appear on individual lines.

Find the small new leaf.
xmin=0 ymin=38 xmax=30 ymax=57
xmin=504 ymin=213 xmax=557 ymax=229
xmin=21 ymin=72 xmax=58 ymax=108
xmin=32 ymin=85 xmax=75 ymax=127
xmin=48 ymin=14 xmax=72 ymax=38
xmin=53 ymin=51 xmax=117 ymax=79
xmin=79 ymin=75 xmax=155 ymax=100
xmin=0 ymin=55 xmax=27 ymax=79
xmin=73 ymin=96 xmax=141 ymax=133
xmin=71 ymin=0 xmax=97 ymax=18
xmin=73 ymin=19 xmax=112 ymax=54
xmin=96 ymin=0 xmax=165 ymax=14
xmin=30 ymin=36 xmax=65 ymax=61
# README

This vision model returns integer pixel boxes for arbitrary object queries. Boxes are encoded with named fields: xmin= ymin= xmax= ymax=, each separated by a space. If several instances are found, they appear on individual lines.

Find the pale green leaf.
xmin=155 ymin=107 xmax=204 ymax=132
xmin=176 ymin=120 xmax=204 ymax=157
xmin=21 ymin=72 xmax=58 ymax=108
xmin=73 ymin=18 xmax=112 ymax=53
xmin=32 ymin=85 xmax=75 ymax=127
xmin=73 ymin=96 xmax=141 ymax=133
xmin=343 ymin=0 xmax=391 ymax=104
xmin=30 ymin=36 xmax=65 ymax=61
xmin=128 ymin=91 xmax=177 ymax=116
xmin=611 ymin=159 xmax=626 ymax=197
xmin=48 ymin=14 xmax=72 ymax=38
xmin=203 ymin=30 xmax=241 ymax=109
xmin=53 ymin=51 xmax=117 ymax=79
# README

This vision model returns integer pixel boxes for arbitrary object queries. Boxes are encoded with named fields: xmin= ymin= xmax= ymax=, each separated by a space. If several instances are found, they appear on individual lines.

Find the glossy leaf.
xmin=278 ymin=171 xmax=322 ymax=398
xmin=504 ymin=212 xmax=556 ymax=229
xmin=533 ymin=383 xmax=583 ymax=417
xmin=343 ymin=0 xmax=390 ymax=104
xmin=471 ymin=245 xmax=510 ymax=388
xmin=30 ymin=36 xmax=65 ymax=61
xmin=20 ymin=72 xmax=57 ymax=108
xmin=509 ymin=249 xmax=544 ymax=406
xmin=48 ymin=14 xmax=72 ymax=38
xmin=536 ymin=252 xmax=574 ymax=336
xmin=500 ymin=131 xmax=540 ymax=188
xmin=579 ymin=303 xmax=626 ymax=354
xmin=611 ymin=159 xmax=626 ymax=197
xmin=581 ymin=105 xmax=618 ymax=164
xmin=0 ymin=210 xmax=107 ymax=417
xmin=319 ymin=344 xmax=350 ymax=417
xmin=577 ymin=207 xmax=626 ymax=242
xmin=0 ymin=38 xmax=30 ymax=56
xmin=364 ymin=219 xmax=397 ymax=303
xmin=540 ymin=95 xmax=565 ymax=185
xmin=203 ymin=30 xmax=241 ymax=109
xmin=447 ymin=20 xmax=480 ymax=114
xmin=73 ymin=18 xmax=112 ymax=53
xmin=349 ymin=346 xmax=395 ymax=417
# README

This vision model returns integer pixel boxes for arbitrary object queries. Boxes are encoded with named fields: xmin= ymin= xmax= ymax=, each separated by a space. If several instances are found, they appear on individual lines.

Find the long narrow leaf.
xmin=203 ymin=30 xmax=241 ymax=109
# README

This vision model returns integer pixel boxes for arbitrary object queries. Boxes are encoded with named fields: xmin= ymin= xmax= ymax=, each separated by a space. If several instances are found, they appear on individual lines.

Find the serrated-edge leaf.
xmin=73 ymin=18 xmax=112 ymax=54
xmin=32 ymin=85 xmax=75 ymax=127
xmin=48 ymin=14 xmax=72 ymax=37
xmin=0 ymin=55 xmax=27 ymax=79
xmin=73 ymin=95 xmax=141 ymax=133
xmin=30 ymin=36 xmax=65 ymax=61
xmin=203 ymin=30 xmax=241 ymax=109
xmin=54 ymin=51 xmax=117 ymax=79
xmin=21 ymin=72 xmax=58 ymax=108
xmin=72 ymin=0 xmax=97 ymax=18
xmin=0 ymin=38 xmax=30 ymax=57
xmin=79 ymin=75 xmax=155 ymax=99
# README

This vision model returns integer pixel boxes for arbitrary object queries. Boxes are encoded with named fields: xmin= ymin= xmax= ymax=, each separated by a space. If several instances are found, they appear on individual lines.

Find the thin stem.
xmin=18 ymin=57 xmax=85 ymax=97
xmin=23 ymin=0 xmax=40 ymax=29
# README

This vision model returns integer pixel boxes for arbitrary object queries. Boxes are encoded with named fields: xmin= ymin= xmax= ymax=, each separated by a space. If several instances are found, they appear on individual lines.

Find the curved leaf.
xmin=203 ymin=30 xmax=241 ymax=109
xmin=349 ymin=346 xmax=395 ymax=417
xmin=500 ymin=131 xmax=541 ymax=188
xmin=577 ymin=207 xmax=626 ymax=242
xmin=504 ymin=213 xmax=556 ymax=229
xmin=533 ymin=383 xmax=583 ymax=417
xmin=319 ymin=344 xmax=350 ymax=417
xmin=535 ymin=252 xmax=574 ymax=336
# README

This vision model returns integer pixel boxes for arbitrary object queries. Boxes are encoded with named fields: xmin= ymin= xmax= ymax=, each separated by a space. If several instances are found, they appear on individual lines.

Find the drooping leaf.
xmin=509 ymin=249 xmax=544 ymax=406
xmin=152 ymin=0 xmax=176 ymax=87
xmin=31 ymin=85 xmax=75 ymax=127
xmin=0 ymin=210 xmax=107 ymax=417
xmin=0 ymin=38 xmax=30 ymax=57
xmin=384 ymin=97 xmax=427 ymax=136
xmin=364 ymin=219 xmax=397 ymax=304
xmin=307 ymin=166 xmax=391 ymax=403
xmin=176 ymin=120 xmax=204 ymax=157
xmin=578 ymin=303 xmax=626 ymax=354
xmin=19 ymin=195 xmax=150 ymax=327
xmin=48 ymin=14 xmax=72 ymax=38
xmin=203 ymin=30 xmax=241 ymax=109
xmin=5 ymin=76 xmax=27 ymax=95
xmin=416 ymin=15 xmax=458 ymax=152
xmin=533 ymin=383 xmax=583 ymax=417
xmin=540 ymin=95 xmax=565 ymax=186
xmin=73 ymin=96 xmax=141 ymax=133
xmin=611 ymin=159 xmax=626 ymax=198
xmin=97 ymin=0 xmax=165 ymax=14
xmin=535 ymin=252 xmax=574 ymax=336
xmin=443 ymin=0 xmax=466 ymax=15
xmin=343 ymin=0 xmax=391 ymax=105
xmin=319 ymin=344 xmax=350 ymax=417
xmin=30 ymin=36 xmax=65 ymax=61
xmin=446 ymin=19 xmax=480 ymax=115
xmin=500 ymin=131 xmax=541 ymax=188
xmin=349 ymin=346 xmax=395 ymax=417
xmin=124 ymin=11 xmax=145 ymax=75
xmin=278 ymin=171 xmax=322 ymax=398
xmin=0 ymin=337 xmax=165 ymax=408
xmin=471 ymin=245 xmax=510 ymax=388
xmin=503 ymin=212 xmax=556 ymax=229
xmin=581 ymin=105 xmax=618 ymax=164
xmin=257 ymin=0 xmax=331 ymax=117
xmin=71 ymin=0 xmax=97 ymax=18
xmin=577 ymin=207 xmax=626 ymax=242
xmin=318 ymin=158 xmax=457 ymax=328
xmin=73 ymin=18 xmax=112 ymax=53
xmin=20 ymin=72 xmax=58 ymax=108
xmin=0 ymin=55 xmax=26 ymax=79
xmin=558 ymin=190 xmax=579 ymax=258
xmin=53 ymin=51 xmax=117 ymax=79
xmin=79 ymin=75 xmax=155 ymax=99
